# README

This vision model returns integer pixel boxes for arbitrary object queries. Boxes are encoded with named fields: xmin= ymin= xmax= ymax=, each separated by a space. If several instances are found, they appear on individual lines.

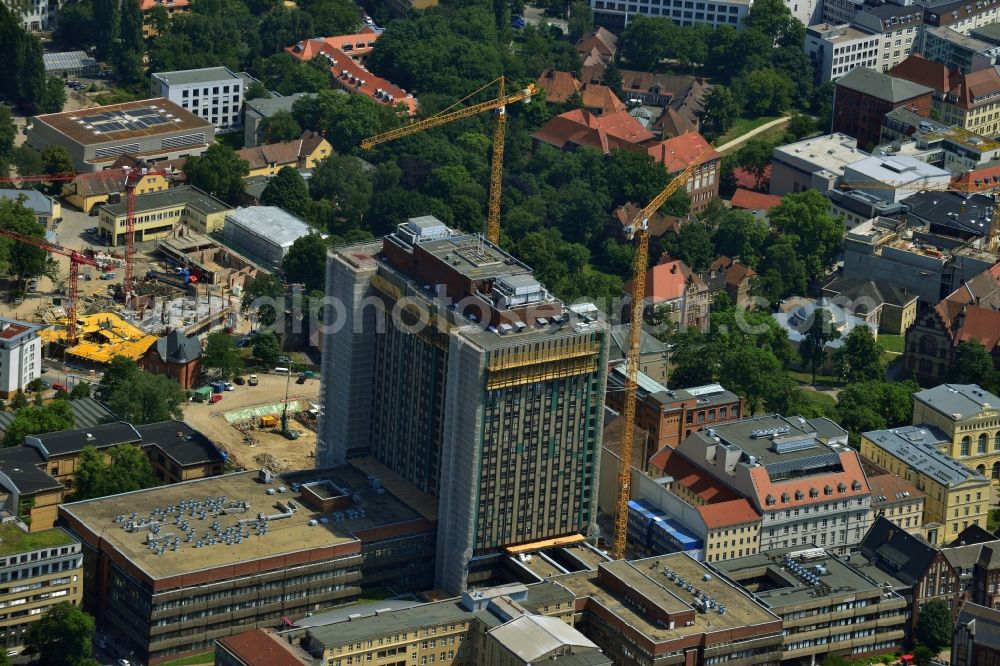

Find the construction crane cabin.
xmin=611 ymin=145 xmax=716 ymax=561
xmin=360 ymin=76 xmax=537 ymax=244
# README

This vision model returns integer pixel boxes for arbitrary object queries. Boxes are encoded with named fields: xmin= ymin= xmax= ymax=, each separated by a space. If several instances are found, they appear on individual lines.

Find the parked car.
xmin=209 ymin=393 xmax=222 ymax=404
xmin=296 ymin=374 xmax=307 ymax=384
xmin=224 ymin=382 xmax=234 ymax=391
xmin=511 ymin=14 xmax=527 ymax=28
xmin=233 ymin=376 xmax=245 ymax=385
xmin=51 ymin=383 xmax=65 ymax=392
xmin=248 ymin=374 xmax=258 ymax=386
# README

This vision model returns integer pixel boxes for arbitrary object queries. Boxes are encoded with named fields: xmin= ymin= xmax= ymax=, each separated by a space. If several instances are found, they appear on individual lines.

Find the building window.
xmin=962 ymin=436 xmax=971 ymax=456
xmin=980 ymin=433 xmax=989 ymax=454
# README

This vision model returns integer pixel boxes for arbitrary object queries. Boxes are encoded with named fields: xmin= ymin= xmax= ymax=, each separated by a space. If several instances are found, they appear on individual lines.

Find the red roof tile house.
xmin=610 ymin=203 xmax=688 ymax=240
xmin=731 ymin=188 xmax=783 ymax=213
xmin=645 ymin=132 xmax=721 ymax=212
xmin=287 ymin=29 xmax=417 ymax=116
xmin=535 ymin=70 xmax=626 ymax=115
xmin=699 ymin=255 xmax=757 ymax=309
xmin=140 ymin=0 xmax=189 ymax=36
xmin=575 ymin=27 xmax=618 ymax=64
xmin=904 ymin=264 xmax=1000 ymax=384
xmin=625 ymin=259 xmax=711 ymax=333
xmin=890 ymin=55 xmax=1000 ymax=137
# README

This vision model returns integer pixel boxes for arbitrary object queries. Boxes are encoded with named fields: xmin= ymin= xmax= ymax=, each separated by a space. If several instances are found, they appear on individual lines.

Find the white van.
xmin=273 ymin=367 xmax=290 ymax=374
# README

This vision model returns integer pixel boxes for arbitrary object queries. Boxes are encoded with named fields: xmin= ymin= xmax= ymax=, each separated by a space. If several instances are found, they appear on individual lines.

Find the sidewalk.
xmin=716 ymin=116 xmax=790 ymax=154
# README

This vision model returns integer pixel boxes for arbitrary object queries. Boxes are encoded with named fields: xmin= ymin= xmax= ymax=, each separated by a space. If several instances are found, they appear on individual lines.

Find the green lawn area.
xmin=787 ymin=369 xmax=844 ymax=387
xmin=715 ymin=116 xmax=781 ymax=146
xmin=160 ymin=653 xmax=214 ymax=666
xmin=216 ymin=132 xmax=245 ymax=150
xmin=0 ymin=524 xmax=74 ymax=557
xmin=879 ymin=334 xmax=905 ymax=354
xmin=797 ymin=389 xmax=838 ymax=416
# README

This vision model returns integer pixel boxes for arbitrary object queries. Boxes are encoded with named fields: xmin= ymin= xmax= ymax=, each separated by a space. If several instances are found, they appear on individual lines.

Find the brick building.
xmin=139 ymin=329 xmax=202 ymax=389
xmin=954 ymin=602 xmax=1000 ymax=665
xmin=833 ymin=67 xmax=933 ymax=149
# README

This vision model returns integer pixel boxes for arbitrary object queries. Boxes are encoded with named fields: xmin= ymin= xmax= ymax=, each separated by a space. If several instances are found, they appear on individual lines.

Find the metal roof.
xmin=914 ymin=383 xmax=1000 ymax=419
xmin=486 ymin=614 xmax=599 ymax=662
xmin=836 ymin=67 xmax=933 ymax=102
xmin=225 ymin=206 xmax=315 ymax=249
xmin=0 ymin=189 xmax=55 ymax=214
xmin=152 ymin=67 xmax=242 ymax=87
xmin=43 ymin=51 xmax=97 ymax=72
xmin=863 ymin=425 xmax=988 ymax=487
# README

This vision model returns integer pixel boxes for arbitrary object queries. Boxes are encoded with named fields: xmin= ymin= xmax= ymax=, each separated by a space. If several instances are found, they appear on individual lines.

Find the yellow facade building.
xmin=62 ymin=170 xmax=169 ymax=214
xmin=235 ymin=131 xmax=331 ymax=178
xmin=860 ymin=425 xmax=990 ymax=546
xmin=913 ymin=383 xmax=1000 ymax=482
xmin=97 ymin=185 xmax=232 ymax=246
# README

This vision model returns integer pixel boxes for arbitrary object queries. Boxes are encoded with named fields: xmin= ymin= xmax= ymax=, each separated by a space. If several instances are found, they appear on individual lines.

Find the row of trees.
xmin=0 ymin=3 xmax=64 ymax=113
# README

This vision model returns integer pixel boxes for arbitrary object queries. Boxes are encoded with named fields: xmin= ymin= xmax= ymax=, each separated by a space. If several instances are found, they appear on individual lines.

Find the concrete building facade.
xmin=769 ymin=133 xmax=868 ymax=195
xmin=319 ymin=217 xmax=608 ymax=593
xmin=806 ymin=23 xmax=882 ymax=83
xmin=832 ymin=67 xmax=932 ymax=150
xmin=0 ymin=319 xmax=40 ymax=399
xmin=590 ymin=0 xmax=750 ymax=33
xmin=913 ymin=384 xmax=1000 ymax=483
xmin=221 ymin=207 xmax=317 ymax=271
xmin=151 ymin=67 xmax=246 ymax=130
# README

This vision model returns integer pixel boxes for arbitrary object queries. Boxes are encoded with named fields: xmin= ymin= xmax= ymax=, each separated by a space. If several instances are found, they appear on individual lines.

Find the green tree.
xmin=41 ymin=145 xmax=74 ymax=176
xmin=835 ymin=325 xmax=885 ymax=383
xmin=9 ymin=390 xmax=26 ymax=410
xmin=91 ymin=0 xmax=120 ymax=60
xmin=22 ymin=602 xmax=96 ymax=666
xmin=0 ymin=6 xmax=49 ymax=113
xmin=798 ymin=307 xmax=840 ymax=384
xmin=754 ymin=236 xmax=807 ymax=302
xmin=259 ymin=7 xmax=315 ymax=56
xmin=70 ymin=382 xmax=91 ymax=400
xmin=55 ymin=0 xmax=95 ymax=49
xmin=664 ymin=223 xmax=714 ymax=272
xmin=114 ymin=0 xmax=145 ymax=85
xmin=567 ymin=0 xmax=593 ymax=41
xmin=282 ymin=233 xmax=327 ymax=292
xmin=0 ymin=199 xmax=51 ymax=281
xmin=743 ymin=0 xmax=804 ymax=48
xmin=182 ymin=143 xmax=250 ymax=204
xmin=720 ymin=344 xmax=789 ymax=415
xmin=0 ymin=106 xmax=15 ymax=173
xmin=38 ymin=76 xmax=66 ymax=114
xmin=96 ymin=355 xmax=137 ymax=401
xmin=732 ymin=68 xmax=793 ymax=116
xmin=712 ymin=209 xmax=768 ymax=268
xmin=916 ymin=599 xmax=952 ymax=653
xmin=106 ymin=371 xmax=185 ymax=425
xmin=835 ymin=380 xmax=917 ymax=436
xmin=11 ymin=145 xmax=43 ymax=176
xmin=732 ymin=139 xmax=773 ymax=190
xmin=950 ymin=339 xmax=1000 ymax=393
xmin=787 ymin=113 xmax=818 ymax=140
xmin=912 ymin=645 xmax=934 ymax=666
xmin=246 ymin=80 xmax=271 ymax=100
xmin=702 ymin=85 xmax=740 ymax=135
xmin=260 ymin=110 xmax=302 ymax=142
xmin=292 ymin=90 xmax=397 ymax=154
xmin=261 ymin=166 xmax=310 ymax=217
xmin=241 ymin=273 xmax=284 ymax=327
xmin=73 ymin=444 xmax=160 ymax=500
xmin=301 ymin=0 xmax=360 ymax=35
xmin=767 ymin=190 xmax=843 ymax=280
xmin=309 ymin=154 xmax=373 ymax=228
xmin=203 ymin=331 xmax=243 ymax=379
xmin=252 ymin=330 xmax=281 ymax=365
xmin=2 ymin=400 xmax=75 ymax=447
xmin=146 ymin=3 xmax=169 ymax=34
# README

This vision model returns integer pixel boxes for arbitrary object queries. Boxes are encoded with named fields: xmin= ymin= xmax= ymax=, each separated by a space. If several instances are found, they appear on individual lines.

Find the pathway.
xmin=716 ymin=116 xmax=790 ymax=154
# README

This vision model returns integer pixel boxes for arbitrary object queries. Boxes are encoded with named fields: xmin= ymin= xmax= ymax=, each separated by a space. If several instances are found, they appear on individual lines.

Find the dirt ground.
xmin=182 ymin=373 xmax=322 ymax=472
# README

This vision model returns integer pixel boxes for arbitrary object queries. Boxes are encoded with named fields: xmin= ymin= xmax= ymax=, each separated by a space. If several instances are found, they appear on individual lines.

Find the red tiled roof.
xmin=731 ymin=188 xmax=783 ymax=211
xmin=696 ymin=499 xmax=761 ymax=529
xmin=575 ymin=27 xmax=617 ymax=59
xmin=532 ymin=109 xmax=654 ymax=153
xmin=890 ymin=55 xmax=1000 ymax=110
xmin=0 ymin=322 xmax=30 ymax=340
xmin=612 ymin=204 xmax=680 ymax=238
xmin=236 ymin=131 xmax=326 ymax=170
xmin=955 ymin=305 xmax=1000 ymax=351
xmin=286 ymin=31 xmax=416 ymax=116
xmin=536 ymin=70 xmax=581 ymax=103
xmin=217 ymin=629 xmax=306 ymax=666
xmin=581 ymin=84 xmax=626 ymax=114
xmin=868 ymin=473 xmax=924 ymax=507
xmin=649 ymin=448 xmax=761 ymax=528
xmin=953 ymin=164 xmax=1000 ymax=192
xmin=625 ymin=259 xmax=708 ymax=304
xmin=748 ymin=451 xmax=870 ymax=510
xmin=709 ymin=256 xmax=757 ymax=287
xmin=890 ymin=55 xmax=952 ymax=94
xmin=645 ymin=131 xmax=719 ymax=174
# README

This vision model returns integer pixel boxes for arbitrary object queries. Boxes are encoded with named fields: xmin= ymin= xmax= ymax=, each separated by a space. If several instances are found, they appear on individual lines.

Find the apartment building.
xmin=954 ymin=602 xmax=1000 ymax=664
xmin=714 ymin=547 xmax=908 ymax=662
xmin=665 ymin=414 xmax=872 ymax=555
xmin=891 ymin=55 xmax=1000 ymax=136
xmin=0 ymin=319 xmax=40 ymax=399
xmin=0 ymin=523 xmax=82 ymax=652
xmin=627 ymin=259 xmax=711 ymax=333
xmin=860 ymin=425 xmax=990 ymax=545
xmin=852 ymin=3 xmax=924 ymax=71
xmin=11 ymin=0 xmax=63 ymax=31
xmin=921 ymin=25 xmax=1000 ymax=72
xmin=319 ymin=216 xmax=608 ymax=593
xmin=806 ymin=23 xmax=882 ymax=83
xmin=98 ymin=185 xmax=231 ymax=246
xmin=913 ymin=384 xmax=1000 ymax=483
xmin=867 ymin=472 xmax=925 ymax=532
xmin=151 ymin=67 xmax=246 ymax=130
xmin=922 ymin=0 xmax=1000 ymax=34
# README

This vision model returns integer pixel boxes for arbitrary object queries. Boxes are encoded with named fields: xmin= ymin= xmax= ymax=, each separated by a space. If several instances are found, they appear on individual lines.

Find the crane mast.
xmin=611 ymin=145 xmax=716 ymax=561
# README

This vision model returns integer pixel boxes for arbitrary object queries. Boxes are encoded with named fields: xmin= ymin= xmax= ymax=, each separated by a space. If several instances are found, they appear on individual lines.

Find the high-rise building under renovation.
xmin=318 ymin=216 xmax=609 ymax=592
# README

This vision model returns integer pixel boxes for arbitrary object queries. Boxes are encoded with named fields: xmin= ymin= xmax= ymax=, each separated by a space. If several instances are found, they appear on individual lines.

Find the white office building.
xmin=222 ymin=206 xmax=319 ymax=270
xmin=591 ymin=0 xmax=751 ymax=32
xmin=806 ymin=23 xmax=883 ymax=83
xmin=0 ymin=319 xmax=41 ymax=398
xmin=150 ymin=67 xmax=246 ymax=130
xmin=842 ymin=155 xmax=952 ymax=202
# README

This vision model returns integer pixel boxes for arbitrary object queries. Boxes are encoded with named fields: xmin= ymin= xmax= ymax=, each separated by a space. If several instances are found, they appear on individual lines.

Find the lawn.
xmin=715 ymin=115 xmax=782 ymax=147
xmin=879 ymin=334 xmax=905 ymax=354
xmin=797 ymin=388 xmax=838 ymax=416
xmin=160 ymin=653 xmax=214 ymax=666
xmin=787 ymin=369 xmax=844 ymax=387
xmin=0 ymin=524 xmax=74 ymax=557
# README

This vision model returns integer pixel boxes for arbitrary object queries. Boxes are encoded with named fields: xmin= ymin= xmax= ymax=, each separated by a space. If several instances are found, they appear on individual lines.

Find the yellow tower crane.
xmin=360 ymin=77 xmax=538 ymax=244
xmin=611 ymin=145 xmax=716 ymax=561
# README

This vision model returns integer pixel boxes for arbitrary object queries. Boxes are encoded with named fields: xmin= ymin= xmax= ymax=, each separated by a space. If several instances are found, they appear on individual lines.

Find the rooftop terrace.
xmin=0 ymin=524 xmax=75 ymax=557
